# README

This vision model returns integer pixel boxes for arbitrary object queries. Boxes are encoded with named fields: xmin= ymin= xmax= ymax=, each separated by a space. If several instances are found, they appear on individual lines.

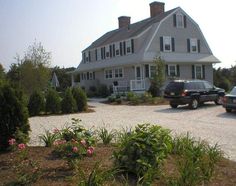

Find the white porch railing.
xmin=113 ymin=81 xmax=129 ymax=94
xmin=130 ymin=79 xmax=146 ymax=91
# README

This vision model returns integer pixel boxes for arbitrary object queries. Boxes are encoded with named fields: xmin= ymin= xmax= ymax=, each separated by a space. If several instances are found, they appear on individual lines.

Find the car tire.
xmin=215 ymin=96 xmax=223 ymax=105
xmin=189 ymin=98 xmax=198 ymax=109
xmin=226 ymin=108 xmax=232 ymax=113
xmin=170 ymin=103 xmax=178 ymax=108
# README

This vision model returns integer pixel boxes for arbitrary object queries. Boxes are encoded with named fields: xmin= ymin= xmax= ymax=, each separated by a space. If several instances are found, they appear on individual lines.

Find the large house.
xmin=71 ymin=1 xmax=220 ymax=93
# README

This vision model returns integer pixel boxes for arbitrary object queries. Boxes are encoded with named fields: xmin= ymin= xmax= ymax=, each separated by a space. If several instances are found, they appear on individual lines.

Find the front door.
xmin=135 ymin=65 xmax=142 ymax=80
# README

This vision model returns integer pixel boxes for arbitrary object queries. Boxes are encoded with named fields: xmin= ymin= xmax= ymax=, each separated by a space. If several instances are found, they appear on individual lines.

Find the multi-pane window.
xmin=97 ymin=48 xmax=101 ymax=60
xmin=195 ymin=65 xmax=203 ymax=79
xmin=190 ymin=38 xmax=197 ymax=53
xmin=150 ymin=65 xmax=156 ymax=78
xmin=115 ymin=43 xmax=120 ymax=56
xmin=163 ymin=36 xmax=171 ymax=52
xmin=105 ymin=69 xmax=113 ymax=79
xmin=89 ymin=72 xmax=93 ymax=80
xmin=176 ymin=14 xmax=184 ymax=28
xmin=126 ymin=40 xmax=131 ymax=54
xmin=168 ymin=65 xmax=177 ymax=76
xmin=105 ymin=45 xmax=110 ymax=58
xmin=114 ymin=68 xmax=123 ymax=78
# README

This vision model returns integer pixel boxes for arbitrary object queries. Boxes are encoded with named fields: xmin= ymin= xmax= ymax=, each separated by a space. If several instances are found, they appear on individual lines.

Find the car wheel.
xmin=215 ymin=96 xmax=223 ymax=105
xmin=189 ymin=98 xmax=198 ymax=109
xmin=170 ymin=103 xmax=178 ymax=108
xmin=226 ymin=108 xmax=232 ymax=113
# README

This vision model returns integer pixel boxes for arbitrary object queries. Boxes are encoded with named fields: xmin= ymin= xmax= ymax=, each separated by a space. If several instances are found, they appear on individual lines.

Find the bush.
xmin=72 ymin=87 xmax=87 ymax=112
xmin=113 ymin=124 xmax=172 ymax=182
xmin=61 ymin=88 xmax=77 ymax=114
xmin=0 ymin=84 xmax=30 ymax=151
xmin=97 ymin=84 xmax=110 ymax=98
xmin=45 ymin=89 xmax=61 ymax=114
xmin=28 ymin=90 xmax=45 ymax=116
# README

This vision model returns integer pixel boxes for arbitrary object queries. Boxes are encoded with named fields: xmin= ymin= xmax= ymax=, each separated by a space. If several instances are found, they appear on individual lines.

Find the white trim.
xmin=194 ymin=64 xmax=203 ymax=79
xmin=135 ymin=65 xmax=142 ymax=80
xmin=114 ymin=67 xmax=124 ymax=79
xmin=149 ymin=64 xmax=156 ymax=78
xmin=168 ymin=64 xmax=177 ymax=76
xmin=176 ymin=13 xmax=184 ymax=28
xmin=163 ymin=36 xmax=172 ymax=52
xmin=104 ymin=69 xmax=113 ymax=79
xmin=190 ymin=38 xmax=198 ymax=53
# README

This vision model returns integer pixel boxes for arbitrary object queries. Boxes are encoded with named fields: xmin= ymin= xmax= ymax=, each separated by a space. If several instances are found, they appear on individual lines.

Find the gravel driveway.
xmin=29 ymin=99 xmax=236 ymax=161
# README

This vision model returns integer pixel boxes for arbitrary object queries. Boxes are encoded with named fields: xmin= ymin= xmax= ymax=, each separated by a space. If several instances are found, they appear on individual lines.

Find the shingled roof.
xmin=84 ymin=8 xmax=178 ymax=51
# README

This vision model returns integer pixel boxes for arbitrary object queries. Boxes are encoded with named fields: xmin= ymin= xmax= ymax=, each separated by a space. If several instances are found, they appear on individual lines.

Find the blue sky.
xmin=0 ymin=0 xmax=236 ymax=70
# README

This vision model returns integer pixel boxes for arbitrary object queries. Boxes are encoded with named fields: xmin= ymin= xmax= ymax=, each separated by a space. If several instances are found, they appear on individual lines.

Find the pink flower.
xmin=8 ymin=138 xmax=16 ymax=146
xmin=18 ymin=143 xmax=26 ymax=150
xmin=87 ymin=146 xmax=94 ymax=156
xmin=53 ymin=140 xmax=66 ymax=146
xmin=72 ymin=146 xmax=78 ymax=153
xmin=53 ymin=128 xmax=60 ymax=134
xmin=80 ymin=139 xmax=86 ymax=147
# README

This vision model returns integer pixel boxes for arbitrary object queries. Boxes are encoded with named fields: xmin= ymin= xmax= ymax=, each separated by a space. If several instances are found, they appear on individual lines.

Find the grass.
xmin=1 ymin=144 xmax=236 ymax=185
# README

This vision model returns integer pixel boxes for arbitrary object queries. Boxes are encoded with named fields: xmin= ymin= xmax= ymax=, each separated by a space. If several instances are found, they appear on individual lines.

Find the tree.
xmin=45 ymin=89 xmax=61 ymax=114
xmin=148 ymin=57 xmax=165 ymax=97
xmin=0 ymin=63 xmax=5 ymax=80
xmin=28 ymin=90 xmax=45 ymax=116
xmin=72 ymin=87 xmax=87 ymax=112
xmin=61 ymin=88 xmax=77 ymax=113
xmin=0 ymin=83 xmax=30 ymax=151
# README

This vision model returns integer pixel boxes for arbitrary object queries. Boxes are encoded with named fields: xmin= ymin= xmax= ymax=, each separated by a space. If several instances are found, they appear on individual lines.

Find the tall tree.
xmin=0 ymin=63 xmax=5 ymax=80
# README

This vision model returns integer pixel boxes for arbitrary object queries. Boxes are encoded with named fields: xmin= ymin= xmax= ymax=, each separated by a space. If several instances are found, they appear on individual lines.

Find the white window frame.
xmin=126 ymin=40 xmax=132 ymax=54
xmin=195 ymin=65 xmax=203 ymax=79
xmin=85 ymin=51 xmax=89 ymax=62
xmin=89 ymin=72 xmax=93 ymax=80
xmin=114 ymin=68 xmax=124 ymax=79
xmin=176 ymin=13 xmax=184 ymax=28
xmin=105 ymin=45 xmax=110 ymax=59
xmin=190 ymin=38 xmax=198 ymax=53
xmin=115 ymin=42 xmax=120 ymax=56
xmin=104 ymin=69 xmax=113 ymax=79
xmin=168 ymin=64 xmax=177 ymax=76
xmin=149 ymin=65 xmax=156 ymax=78
xmin=163 ymin=36 xmax=172 ymax=52
xmin=97 ymin=48 xmax=101 ymax=61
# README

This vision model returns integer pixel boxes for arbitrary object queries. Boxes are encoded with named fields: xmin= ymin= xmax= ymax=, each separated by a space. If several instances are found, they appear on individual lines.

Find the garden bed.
xmin=1 ymin=145 xmax=236 ymax=186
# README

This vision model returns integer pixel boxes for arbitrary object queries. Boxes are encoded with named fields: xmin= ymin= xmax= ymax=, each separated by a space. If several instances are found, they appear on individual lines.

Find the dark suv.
xmin=164 ymin=80 xmax=225 ymax=109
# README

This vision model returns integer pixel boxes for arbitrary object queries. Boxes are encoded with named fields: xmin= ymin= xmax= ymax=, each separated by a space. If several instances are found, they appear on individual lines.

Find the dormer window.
xmin=115 ymin=43 xmax=120 ymax=56
xmin=97 ymin=48 xmax=101 ymax=60
xmin=126 ymin=40 xmax=131 ymax=54
xmin=176 ymin=14 xmax=184 ymax=28
xmin=105 ymin=45 xmax=110 ymax=58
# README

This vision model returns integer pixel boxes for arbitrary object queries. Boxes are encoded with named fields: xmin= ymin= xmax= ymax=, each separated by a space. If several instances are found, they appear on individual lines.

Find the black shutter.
xmin=95 ymin=49 xmax=97 ymax=61
xmin=171 ymin=37 xmax=175 ymax=52
xmin=177 ymin=65 xmax=180 ymax=77
xmin=160 ymin=37 xmax=163 ymax=52
xmin=192 ymin=65 xmax=195 ymax=79
xmin=123 ymin=41 xmax=126 ymax=55
xmin=83 ymin=52 xmax=86 ymax=63
xmin=184 ymin=15 xmax=187 ymax=28
xmin=173 ymin=14 xmax=177 ymax=27
xmin=103 ymin=47 xmax=106 ymax=59
xmin=113 ymin=44 xmax=115 ymax=57
xmin=101 ymin=48 xmax=104 ymax=59
xmin=88 ymin=51 xmax=91 ymax=62
xmin=187 ymin=39 xmax=190 ymax=52
xmin=109 ymin=45 xmax=112 ymax=58
xmin=131 ymin=39 xmax=134 ymax=53
xmin=87 ymin=72 xmax=89 ymax=80
xmin=165 ymin=65 xmax=168 ymax=76
xmin=145 ymin=64 xmax=149 ymax=78
xmin=197 ymin=40 xmax=201 ymax=53
xmin=202 ymin=65 xmax=205 ymax=79
xmin=120 ymin=42 xmax=123 ymax=56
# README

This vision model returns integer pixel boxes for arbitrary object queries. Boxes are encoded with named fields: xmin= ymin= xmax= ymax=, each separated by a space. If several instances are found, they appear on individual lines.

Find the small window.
xmin=168 ymin=65 xmax=177 ymax=76
xmin=176 ymin=14 xmax=184 ymax=28
xmin=83 ymin=73 xmax=87 ymax=80
xmin=89 ymin=72 xmax=93 ymax=80
xmin=105 ymin=45 xmax=110 ymax=58
xmin=195 ymin=65 xmax=203 ymax=79
xmin=97 ymin=48 xmax=101 ymax=61
xmin=163 ymin=36 xmax=172 ymax=52
xmin=126 ymin=40 xmax=131 ymax=54
xmin=105 ymin=69 xmax=113 ymax=79
xmin=115 ymin=42 xmax=120 ymax=56
xmin=190 ymin=38 xmax=197 ymax=53
xmin=150 ymin=65 xmax=156 ymax=78
xmin=114 ymin=68 xmax=123 ymax=78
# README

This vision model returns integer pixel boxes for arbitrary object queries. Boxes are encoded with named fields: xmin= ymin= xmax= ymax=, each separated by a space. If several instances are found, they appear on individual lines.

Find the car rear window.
xmin=165 ymin=82 xmax=184 ymax=92
xmin=184 ymin=82 xmax=205 ymax=90
xmin=230 ymin=87 xmax=236 ymax=95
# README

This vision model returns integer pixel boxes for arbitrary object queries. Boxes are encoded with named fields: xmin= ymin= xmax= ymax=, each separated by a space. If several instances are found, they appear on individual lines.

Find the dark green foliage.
xmin=28 ymin=90 xmax=45 ymax=116
xmin=45 ymin=89 xmax=61 ymax=114
xmin=97 ymin=84 xmax=110 ymax=97
xmin=72 ymin=87 xmax=87 ymax=112
xmin=114 ymin=124 xmax=172 ymax=182
xmin=0 ymin=63 xmax=5 ymax=80
xmin=0 ymin=84 xmax=30 ymax=151
xmin=61 ymin=88 xmax=77 ymax=114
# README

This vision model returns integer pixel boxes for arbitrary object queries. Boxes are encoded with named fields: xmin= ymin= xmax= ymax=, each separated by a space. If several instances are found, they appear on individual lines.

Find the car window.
xmin=184 ymin=82 xmax=194 ymax=90
xmin=230 ymin=87 xmax=236 ymax=95
xmin=165 ymin=82 xmax=184 ymax=92
xmin=203 ymin=81 xmax=213 ymax=89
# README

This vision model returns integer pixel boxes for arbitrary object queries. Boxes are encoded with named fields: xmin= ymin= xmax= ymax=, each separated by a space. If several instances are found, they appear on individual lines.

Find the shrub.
xmin=97 ymin=84 xmax=110 ymax=98
xmin=0 ymin=84 xmax=30 ymax=151
xmin=61 ymin=88 xmax=77 ymax=113
xmin=39 ymin=130 xmax=58 ymax=147
xmin=45 ymin=89 xmax=61 ymax=114
xmin=126 ymin=91 xmax=135 ymax=101
xmin=28 ymin=90 xmax=45 ymax=116
xmin=97 ymin=127 xmax=116 ymax=145
xmin=72 ymin=87 xmax=87 ymax=112
xmin=113 ymin=124 xmax=172 ymax=182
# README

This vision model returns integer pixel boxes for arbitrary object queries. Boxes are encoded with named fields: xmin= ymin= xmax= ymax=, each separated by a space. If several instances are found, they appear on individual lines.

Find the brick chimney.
xmin=118 ymin=16 xmax=131 ymax=29
xmin=150 ymin=1 xmax=165 ymax=18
